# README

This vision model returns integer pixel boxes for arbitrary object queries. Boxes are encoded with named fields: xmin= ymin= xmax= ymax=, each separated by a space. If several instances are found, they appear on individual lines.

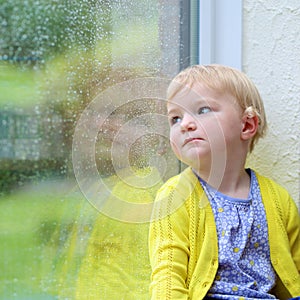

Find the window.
xmin=199 ymin=0 xmax=242 ymax=69
xmin=0 ymin=0 xmax=197 ymax=299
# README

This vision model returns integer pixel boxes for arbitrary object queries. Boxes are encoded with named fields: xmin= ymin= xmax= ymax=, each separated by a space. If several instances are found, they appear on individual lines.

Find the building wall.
xmin=243 ymin=0 xmax=300 ymax=206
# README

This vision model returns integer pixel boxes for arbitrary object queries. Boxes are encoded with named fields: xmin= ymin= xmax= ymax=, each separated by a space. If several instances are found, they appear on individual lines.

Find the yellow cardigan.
xmin=149 ymin=167 xmax=300 ymax=299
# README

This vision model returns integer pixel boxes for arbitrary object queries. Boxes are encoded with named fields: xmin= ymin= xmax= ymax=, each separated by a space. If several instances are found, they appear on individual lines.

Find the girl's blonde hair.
xmin=167 ymin=64 xmax=267 ymax=152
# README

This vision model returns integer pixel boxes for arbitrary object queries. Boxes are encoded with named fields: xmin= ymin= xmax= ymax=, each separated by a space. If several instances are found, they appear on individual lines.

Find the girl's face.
xmin=167 ymin=84 xmax=244 ymax=171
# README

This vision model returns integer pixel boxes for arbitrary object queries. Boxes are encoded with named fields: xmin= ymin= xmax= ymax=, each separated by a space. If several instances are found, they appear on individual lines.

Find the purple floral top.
xmin=199 ymin=169 xmax=277 ymax=299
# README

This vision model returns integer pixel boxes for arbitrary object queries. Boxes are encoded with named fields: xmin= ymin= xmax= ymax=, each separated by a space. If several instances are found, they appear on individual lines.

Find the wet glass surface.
xmin=0 ymin=0 xmax=186 ymax=298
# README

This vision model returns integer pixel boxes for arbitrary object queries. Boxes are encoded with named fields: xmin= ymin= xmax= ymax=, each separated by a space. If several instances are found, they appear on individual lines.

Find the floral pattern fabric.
xmin=199 ymin=169 xmax=277 ymax=299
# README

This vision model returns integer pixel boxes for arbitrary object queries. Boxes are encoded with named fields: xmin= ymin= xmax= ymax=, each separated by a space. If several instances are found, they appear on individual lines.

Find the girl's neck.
xmin=194 ymin=166 xmax=251 ymax=199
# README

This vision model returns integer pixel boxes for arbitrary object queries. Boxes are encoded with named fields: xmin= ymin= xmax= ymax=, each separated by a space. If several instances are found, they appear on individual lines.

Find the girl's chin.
xmin=179 ymin=152 xmax=211 ymax=164
xmin=181 ymin=157 xmax=211 ymax=170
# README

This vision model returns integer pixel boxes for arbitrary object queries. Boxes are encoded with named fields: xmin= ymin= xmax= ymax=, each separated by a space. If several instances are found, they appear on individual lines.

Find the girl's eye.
xmin=170 ymin=116 xmax=181 ymax=125
xmin=198 ymin=107 xmax=211 ymax=114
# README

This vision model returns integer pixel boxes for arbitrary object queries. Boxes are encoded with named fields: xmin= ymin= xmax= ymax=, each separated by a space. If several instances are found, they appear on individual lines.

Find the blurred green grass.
xmin=0 ymin=62 xmax=41 ymax=108
xmin=0 ymin=176 xmax=155 ymax=299
xmin=0 ymin=182 xmax=89 ymax=299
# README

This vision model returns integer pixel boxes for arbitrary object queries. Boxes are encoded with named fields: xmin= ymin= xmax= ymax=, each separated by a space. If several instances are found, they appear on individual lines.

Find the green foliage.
xmin=0 ymin=0 xmax=112 ymax=63
xmin=0 ymin=159 xmax=65 ymax=194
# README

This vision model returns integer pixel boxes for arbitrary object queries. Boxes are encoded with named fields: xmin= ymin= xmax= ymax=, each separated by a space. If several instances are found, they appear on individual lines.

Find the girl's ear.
xmin=241 ymin=109 xmax=259 ymax=141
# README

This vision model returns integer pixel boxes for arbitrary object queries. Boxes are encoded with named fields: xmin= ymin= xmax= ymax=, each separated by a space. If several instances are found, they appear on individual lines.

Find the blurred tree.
xmin=0 ymin=0 xmax=112 ymax=64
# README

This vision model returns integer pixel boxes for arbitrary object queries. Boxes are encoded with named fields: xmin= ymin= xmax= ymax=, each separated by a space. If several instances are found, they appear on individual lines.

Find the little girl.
xmin=149 ymin=65 xmax=300 ymax=299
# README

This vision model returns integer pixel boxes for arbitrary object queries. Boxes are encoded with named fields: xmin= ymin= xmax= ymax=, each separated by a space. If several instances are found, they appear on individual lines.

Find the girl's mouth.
xmin=183 ymin=137 xmax=203 ymax=146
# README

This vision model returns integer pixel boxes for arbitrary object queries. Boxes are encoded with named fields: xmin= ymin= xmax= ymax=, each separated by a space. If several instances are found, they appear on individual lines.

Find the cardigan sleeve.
xmin=149 ymin=183 xmax=190 ymax=300
xmin=274 ymin=185 xmax=300 ymax=297
xmin=285 ymin=194 xmax=300 ymax=273
xmin=258 ymin=173 xmax=300 ymax=297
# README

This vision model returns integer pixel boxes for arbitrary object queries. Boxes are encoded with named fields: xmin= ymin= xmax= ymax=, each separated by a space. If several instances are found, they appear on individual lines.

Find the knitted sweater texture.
xmin=149 ymin=167 xmax=300 ymax=299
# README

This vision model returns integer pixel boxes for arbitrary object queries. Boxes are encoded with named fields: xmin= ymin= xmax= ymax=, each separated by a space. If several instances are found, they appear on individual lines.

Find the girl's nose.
xmin=180 ymin=114 xmax=196 ymax=131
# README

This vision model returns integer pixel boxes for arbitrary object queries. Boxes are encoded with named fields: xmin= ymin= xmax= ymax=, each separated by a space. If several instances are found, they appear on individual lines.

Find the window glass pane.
xmin=0 ymin=0 xmax=187 ymax=299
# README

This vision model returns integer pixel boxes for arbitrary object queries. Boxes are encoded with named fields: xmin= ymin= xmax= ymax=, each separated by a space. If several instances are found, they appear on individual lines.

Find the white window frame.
xmin=198 ymin=0 xmax=243 ymax=70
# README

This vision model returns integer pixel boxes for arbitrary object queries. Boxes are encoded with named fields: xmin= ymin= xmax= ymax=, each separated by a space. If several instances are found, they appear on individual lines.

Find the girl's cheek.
xmin=169 ymin=140 xmax=181 ymax=159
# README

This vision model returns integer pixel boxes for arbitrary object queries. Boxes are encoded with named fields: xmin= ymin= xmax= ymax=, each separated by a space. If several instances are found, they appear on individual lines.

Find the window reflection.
xmin=0 ymin=0 xmax=184 ymax=298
